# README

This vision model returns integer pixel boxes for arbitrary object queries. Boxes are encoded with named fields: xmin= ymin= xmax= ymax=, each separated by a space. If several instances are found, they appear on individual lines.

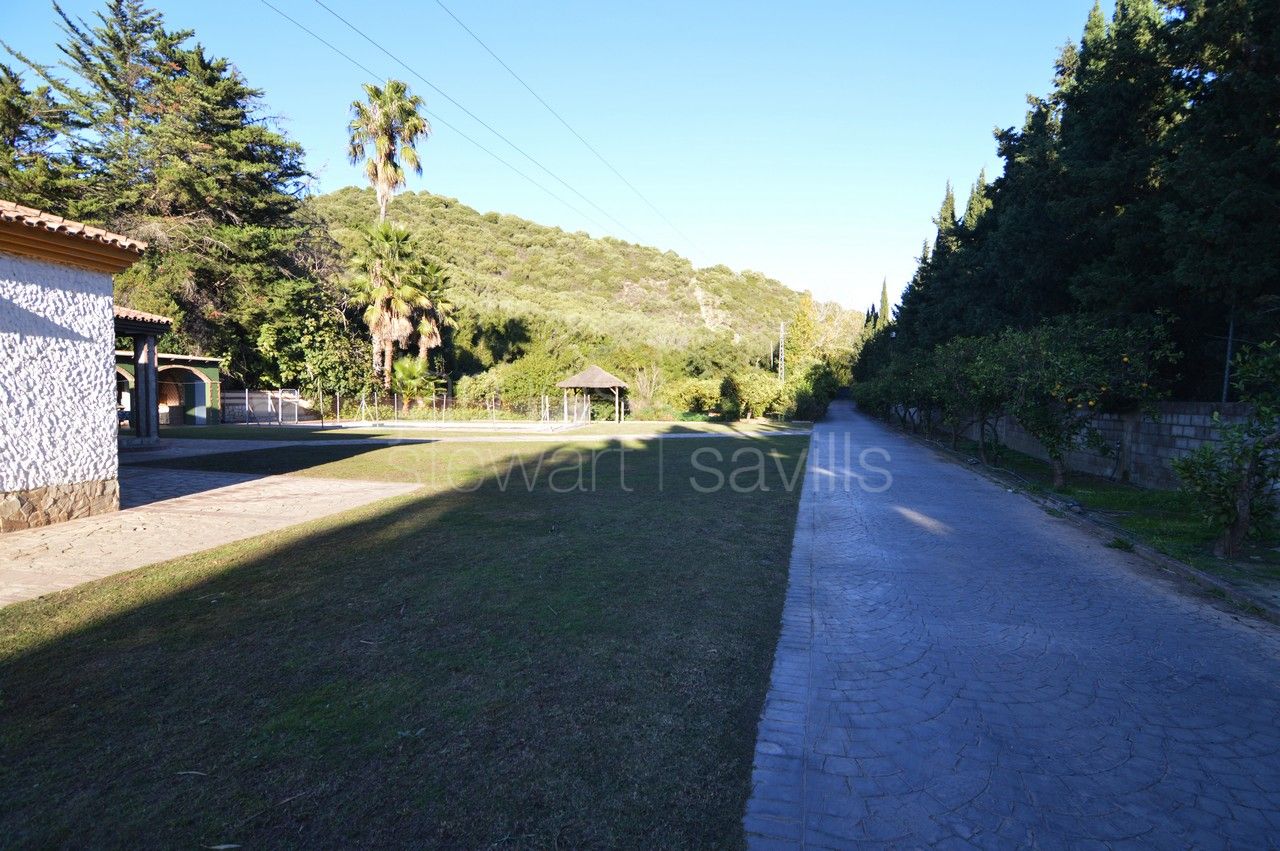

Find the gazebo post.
xmin=563 ymin=389 xmax=568 ymax=423
xmin=613 ymin=386 xmax=619 ymax=423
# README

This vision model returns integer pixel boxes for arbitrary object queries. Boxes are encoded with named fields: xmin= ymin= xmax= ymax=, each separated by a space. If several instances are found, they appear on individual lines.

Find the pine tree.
xmin=0 ymin=64 xmax=72 ymax=207
xmin=6 ymin=1 xmax=319 ymax=381
xmin=932 ymin=181 xmax=958 ymax=258
xmin=1159 ymin=0 xmax=1280 ymax=395
xmin=1080 ymin=0 xmax=1108 ymax=72
xmin=961 ymin=169 xmax=992 ymax=232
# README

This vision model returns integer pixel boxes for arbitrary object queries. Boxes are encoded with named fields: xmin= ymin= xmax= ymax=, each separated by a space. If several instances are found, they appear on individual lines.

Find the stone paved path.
xmin=0 ymin=466 xmax=418 ymax=607
xmin=745 ymin=401 xmax=1280 ymax=849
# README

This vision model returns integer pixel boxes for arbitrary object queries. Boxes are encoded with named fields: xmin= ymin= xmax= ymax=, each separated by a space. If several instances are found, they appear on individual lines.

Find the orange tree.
xmin=930 ymin=336 xmax=1010 ymax=459
xmin=999 ymin=318 xmax=1174 ymax=488
xmin=1174 ymin=340 xmax=1280 ymax=556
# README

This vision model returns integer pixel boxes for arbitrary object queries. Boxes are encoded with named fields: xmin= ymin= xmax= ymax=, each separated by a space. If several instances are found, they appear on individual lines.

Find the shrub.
xmin=720 ymin=370 xmax=780 ymax=420
xmin=784 ymin=361 xmax=840 ymax=421
xmin=455 ymin=369 xmax=502 ymax=406
xmin=1172 ymin=340 xmax=1280 ymax=556
xmin=660 ymin=376 xmax=722 ymax=414
xmin=629 ymin=402 xmax=679 ymax=421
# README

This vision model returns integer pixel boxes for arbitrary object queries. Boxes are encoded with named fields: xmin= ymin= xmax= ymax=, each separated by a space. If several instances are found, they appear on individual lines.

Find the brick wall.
xmin=961 ymin=402 xmax=1254 ymax=490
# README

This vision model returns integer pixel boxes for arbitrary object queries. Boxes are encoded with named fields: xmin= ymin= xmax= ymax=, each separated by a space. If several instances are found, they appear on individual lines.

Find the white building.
xmin=0 ymin=200 xmax=149 ymax=532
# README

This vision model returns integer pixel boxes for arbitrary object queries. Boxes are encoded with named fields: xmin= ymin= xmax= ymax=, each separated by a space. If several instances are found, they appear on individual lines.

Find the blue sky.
xmin=7 ymin=1 xmax=1107 ymax=310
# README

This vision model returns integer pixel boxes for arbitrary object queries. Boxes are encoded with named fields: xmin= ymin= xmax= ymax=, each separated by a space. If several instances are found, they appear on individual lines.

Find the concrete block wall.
xmin=964 ymin=402 xmax=1253 ymax=490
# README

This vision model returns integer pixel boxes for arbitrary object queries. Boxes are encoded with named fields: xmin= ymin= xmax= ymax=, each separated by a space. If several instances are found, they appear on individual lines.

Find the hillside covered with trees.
xmin=314 ymin=188 xmax=861 ymax=409
xmin=1 ymin=0 xmax=861 ymax=419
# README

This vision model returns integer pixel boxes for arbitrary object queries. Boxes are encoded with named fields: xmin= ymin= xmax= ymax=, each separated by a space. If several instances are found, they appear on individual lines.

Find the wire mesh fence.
xmin=219 ymin=389 xmax=311 ymax=424
xmin=216 ymin=389 xmax=626 ymax=426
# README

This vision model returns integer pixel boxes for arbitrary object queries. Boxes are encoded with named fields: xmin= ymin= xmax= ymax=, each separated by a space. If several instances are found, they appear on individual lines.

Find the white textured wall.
xmin=0 ymin=253 xmax=118 ymax=491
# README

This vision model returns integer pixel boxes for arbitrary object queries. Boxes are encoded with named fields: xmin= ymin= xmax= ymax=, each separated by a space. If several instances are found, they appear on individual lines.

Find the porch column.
xmin=133 ymin=334 xmax=159 ymax=443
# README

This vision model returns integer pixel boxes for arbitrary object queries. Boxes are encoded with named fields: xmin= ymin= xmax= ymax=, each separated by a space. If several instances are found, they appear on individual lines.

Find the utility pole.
xmin=778 ymin=321 xmax=786 ymax=383
xmin=1221 ymin=307 xmax=1235 ymax=405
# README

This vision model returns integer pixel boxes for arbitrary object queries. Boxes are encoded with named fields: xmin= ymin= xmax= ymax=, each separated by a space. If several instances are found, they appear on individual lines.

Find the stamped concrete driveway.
xmin=746 ymin=401 xmax=1280 ymax=849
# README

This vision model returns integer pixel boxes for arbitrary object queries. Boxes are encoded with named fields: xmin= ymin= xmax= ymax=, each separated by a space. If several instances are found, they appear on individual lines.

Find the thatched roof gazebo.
xmin=556 ymin=365 xmax=629 ymax=423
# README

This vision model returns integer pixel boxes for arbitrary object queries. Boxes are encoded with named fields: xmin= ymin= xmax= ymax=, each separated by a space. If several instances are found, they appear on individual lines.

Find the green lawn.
xmin=569 ymin=419 xmax=809 ymax=437
xmin=146 ymin=418 xmax=808 ymax=443
xmin=1 ymin=435 xmax=810 ymax=847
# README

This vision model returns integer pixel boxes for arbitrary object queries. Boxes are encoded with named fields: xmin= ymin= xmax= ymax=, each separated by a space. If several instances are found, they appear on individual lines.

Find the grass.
xmin=943 ymin=436 xmax=1280 ymax=596
xmin=1 ymin=434 xmax=810 ymax=847
xmin=145 ymin=418 xmax=808 ymax=443
xmin=571 ymin=419 xmax=809 ymax=436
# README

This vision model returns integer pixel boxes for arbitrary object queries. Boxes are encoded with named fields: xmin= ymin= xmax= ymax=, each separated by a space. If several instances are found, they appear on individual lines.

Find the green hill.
xmin=313 ymin=188 xmax=861 ymax=358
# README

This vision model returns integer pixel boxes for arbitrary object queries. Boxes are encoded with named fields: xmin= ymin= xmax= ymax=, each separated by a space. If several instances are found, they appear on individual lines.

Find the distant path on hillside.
xmin=745 ymin=401 xmax=1280 ymax=848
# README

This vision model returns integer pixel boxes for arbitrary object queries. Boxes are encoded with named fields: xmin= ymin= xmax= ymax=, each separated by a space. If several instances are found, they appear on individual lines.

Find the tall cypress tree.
xmin=878 ymin=279 xmax=890 ymax=330
xmin=1159 ymin=0 xmax=1280 ymax=396
xmin=961 ymin=169 xmax=992 ymax=232
xmin=932 ymin=181 xmax=958 ymax=258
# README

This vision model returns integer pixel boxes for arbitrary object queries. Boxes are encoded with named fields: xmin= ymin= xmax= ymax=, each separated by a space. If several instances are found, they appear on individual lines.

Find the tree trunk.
xmin=382 ymin=339 xmax=394 ymax=389
xmin=950 ymin=425 xmax=958 ymax=450
xmin=1217 ymin=478 xmax=1251 ymax=558
xmin=977 ymin=415 xmax=989 ymax=465
xmin=1217 ymin=431 xmax=1279 ymax=557
xmin=1051 ymin=458 xmax=1066 ymax=490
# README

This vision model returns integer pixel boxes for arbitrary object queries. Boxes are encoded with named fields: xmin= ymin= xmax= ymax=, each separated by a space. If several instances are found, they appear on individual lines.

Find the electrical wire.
xmin=310 ymin=0 xmax=643 ymax=242
xmin=432 ymin=0 xmax=701 ymax=254
xmin=257 ymin=0 xmax=613 ymax=233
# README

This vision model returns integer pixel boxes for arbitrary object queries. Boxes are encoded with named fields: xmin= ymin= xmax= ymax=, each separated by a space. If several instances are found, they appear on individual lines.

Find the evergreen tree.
xmin=6 ymin=1 xmax=323 ymax=382
xmin=961 ymin=169 xmax=992 ymax=232
xmin=932 ymin=181 xmax=958 ymax=258
xmin=1159 ymin=0 xmax=1280 ymax=396
xmin=0 ymin=64 xmax=72 ymax=207
xmin=878 ymin=279 xmax=891 ymax=330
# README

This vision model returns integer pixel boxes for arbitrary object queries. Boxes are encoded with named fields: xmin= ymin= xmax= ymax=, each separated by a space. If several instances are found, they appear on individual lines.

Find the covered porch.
xmin=113 ymin=305 xmax=172 ymax=445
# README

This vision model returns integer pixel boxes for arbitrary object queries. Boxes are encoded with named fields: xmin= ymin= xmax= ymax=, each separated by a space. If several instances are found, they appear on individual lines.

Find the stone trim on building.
xmin=0 ymin=479 xmax=119 ymax=533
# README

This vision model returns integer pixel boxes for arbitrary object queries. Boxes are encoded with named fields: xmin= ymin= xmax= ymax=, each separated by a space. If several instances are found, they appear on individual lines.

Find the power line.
xmin=257 ymin=0 xmax=611 ymax=233
xmin=432 ymin=0 xmax=701 ymax=255
xmin=309 ymin=0 xmax=643 ymax=243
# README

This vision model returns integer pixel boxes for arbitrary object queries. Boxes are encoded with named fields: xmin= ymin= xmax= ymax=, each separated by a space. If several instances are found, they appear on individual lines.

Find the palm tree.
xmin=414 ymin=261 xmax=456 ymax=362
xmin=349 ymin=223 xmax=430 ymax=386
xmin=391 ymin=356 xmax=438 ymax=408
xmin=348 ymin=79 xmax=430 ymax=221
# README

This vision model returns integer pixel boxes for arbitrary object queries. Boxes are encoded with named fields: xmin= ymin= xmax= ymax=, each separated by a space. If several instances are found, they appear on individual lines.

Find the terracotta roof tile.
xmin=113 ymin=304 xmax=173 ymax=326
xmin=0 ymin=199 xmax=147 ymax=253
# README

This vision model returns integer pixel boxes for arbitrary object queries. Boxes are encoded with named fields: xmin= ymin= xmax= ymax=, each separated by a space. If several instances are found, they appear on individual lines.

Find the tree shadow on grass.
xmin=117 ymin=443 xmax=401 ymax=507
xmin=0 ymin=435 xmax=811 ymax=848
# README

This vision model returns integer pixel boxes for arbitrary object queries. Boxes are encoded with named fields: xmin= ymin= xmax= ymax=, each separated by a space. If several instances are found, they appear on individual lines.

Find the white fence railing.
xmin=220 ymin=389 xmax=312 ymax=424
